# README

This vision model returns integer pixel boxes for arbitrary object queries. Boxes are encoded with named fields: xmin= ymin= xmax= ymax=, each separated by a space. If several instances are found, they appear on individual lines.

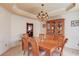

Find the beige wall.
xmin=64 ymin=12 xmax=79 ymax=50
xmin=0 ymin=7 xmax=43 ymax=55
xmin=11 ymin=14 xmax=42 ymax=46
xmin=0 ymin=7 xmax=11 ymax=54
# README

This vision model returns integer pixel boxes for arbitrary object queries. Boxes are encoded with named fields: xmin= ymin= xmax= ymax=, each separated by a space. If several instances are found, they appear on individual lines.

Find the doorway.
xmin=26 ymin=23 xmax=33 ymax=37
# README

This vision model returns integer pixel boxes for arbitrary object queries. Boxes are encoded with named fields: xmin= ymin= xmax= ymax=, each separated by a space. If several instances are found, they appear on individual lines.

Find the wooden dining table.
xmin=33 ymin=37 xmax=61 ymax=56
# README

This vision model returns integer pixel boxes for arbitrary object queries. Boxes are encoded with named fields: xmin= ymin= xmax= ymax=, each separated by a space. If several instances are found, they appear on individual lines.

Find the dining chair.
xmin=39 ymin=34 xmax=44 ymax=41
xmin=30 ymin=38 xmax=39 ymax=56
xmin=50 ymin=38 xmax=68 ymax=56
xmin=22 ymin=33 xmax=29 ymax=55
xmin=59 ymin=38 xmax=68 ymax=56
xmin=46 ymin=35 xmax=54 ymax=40
xmin=28 ymin=38 xmax=46 ymax=56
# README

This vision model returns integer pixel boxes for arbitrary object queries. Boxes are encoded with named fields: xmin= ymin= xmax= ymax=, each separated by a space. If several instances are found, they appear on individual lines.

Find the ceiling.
xmin=16 ymin=3 xmax=69 ymax=15
xmin=0 ymin=3 xmax=79 ymax=20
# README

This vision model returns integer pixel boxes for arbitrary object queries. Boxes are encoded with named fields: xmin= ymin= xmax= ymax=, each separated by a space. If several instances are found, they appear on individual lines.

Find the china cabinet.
xmin=46 ymin=19 xmax=64 ymax=36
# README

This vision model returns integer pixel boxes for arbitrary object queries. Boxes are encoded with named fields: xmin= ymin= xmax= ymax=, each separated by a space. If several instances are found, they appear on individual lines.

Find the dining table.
xmin=33 ymin=37 xmax=63 ymax=56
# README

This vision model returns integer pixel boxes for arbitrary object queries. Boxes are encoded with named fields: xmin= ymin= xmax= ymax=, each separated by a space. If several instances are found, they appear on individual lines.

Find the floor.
xmin=1 ymin=41 xmax=79 ymax=56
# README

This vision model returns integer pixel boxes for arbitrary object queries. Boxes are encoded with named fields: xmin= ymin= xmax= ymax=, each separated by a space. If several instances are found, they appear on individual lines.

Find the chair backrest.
xmin=22 ymin=33 xmax=29 ymax=39
xmin=62 ymin=38 xmax=68 ymax=47
xmin=22 ymin=33 xmax=29 ymax=51
xmin=58 ymin=38 xmax=68 ymax=50
xmin=46 ymin=35 xmax=54 ymax=40
xmin=39 ymin=34 xmax=44 ymax=40
xmin=30 ymin=38 xmax=39 ymax=56
xmin=57 ymin=38 xmax=68 ymax=56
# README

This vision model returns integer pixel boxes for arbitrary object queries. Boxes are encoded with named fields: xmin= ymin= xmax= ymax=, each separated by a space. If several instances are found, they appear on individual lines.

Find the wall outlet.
xmin=5 ymin=44 xmax=7 ymax=47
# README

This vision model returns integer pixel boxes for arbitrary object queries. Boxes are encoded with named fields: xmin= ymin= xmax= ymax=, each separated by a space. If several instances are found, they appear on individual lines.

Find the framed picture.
xmin=71 ymin=20 xmax=79 ymax=27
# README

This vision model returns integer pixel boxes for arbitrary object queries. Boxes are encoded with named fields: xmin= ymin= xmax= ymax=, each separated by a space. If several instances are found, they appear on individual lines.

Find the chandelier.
xmin=37 ymin=4 xmax=48 ymax=21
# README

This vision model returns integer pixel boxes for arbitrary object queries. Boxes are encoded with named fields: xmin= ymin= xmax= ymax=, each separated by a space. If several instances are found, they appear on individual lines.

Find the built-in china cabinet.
xmin=46 ymin=19 xmax=64 ymax=36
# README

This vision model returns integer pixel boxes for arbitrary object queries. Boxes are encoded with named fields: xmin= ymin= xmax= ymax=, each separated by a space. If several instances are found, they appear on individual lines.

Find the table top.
xmin=33 ymin=37 xmax=60 ymax=51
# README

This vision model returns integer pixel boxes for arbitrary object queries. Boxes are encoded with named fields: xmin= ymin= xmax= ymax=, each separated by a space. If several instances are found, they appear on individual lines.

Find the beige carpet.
xmin=1 ymin=41 xmax=79 ymax=56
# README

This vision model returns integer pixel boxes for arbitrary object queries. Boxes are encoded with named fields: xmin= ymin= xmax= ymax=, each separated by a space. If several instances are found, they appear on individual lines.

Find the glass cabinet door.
xmin=51 ymin=21 xmax=55 ymax=34
xmin=57 ymin=22 xmax=62 ymax=34
xmin=56 ymin=20 xmax=64 ymax=35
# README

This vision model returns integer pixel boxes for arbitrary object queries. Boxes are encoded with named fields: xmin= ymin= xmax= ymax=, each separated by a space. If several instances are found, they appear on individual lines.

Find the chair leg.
xmin=23 ymin=49 xmax=29 ymax=56
xmin=24 ymin=51 xmax=29 ymax=56
xmin=60 ymin=50 xmax=63 ymax=56
xmin=45 ymin=51 xmax=50 ymax=56
xmin=23 ymin=51 xmax=25 ymax=55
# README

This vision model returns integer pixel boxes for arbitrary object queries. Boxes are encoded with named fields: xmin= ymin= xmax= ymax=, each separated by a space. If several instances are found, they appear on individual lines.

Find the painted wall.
xmin=11 ymin=14 xmax=42 ymax=46
xmin=0 ymin=7 xmax=43 ymax=55
xmin=63 ymin=12 xmax=79 ymax=50
xmin=0 ymin=7 xmax=11 ymax=54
